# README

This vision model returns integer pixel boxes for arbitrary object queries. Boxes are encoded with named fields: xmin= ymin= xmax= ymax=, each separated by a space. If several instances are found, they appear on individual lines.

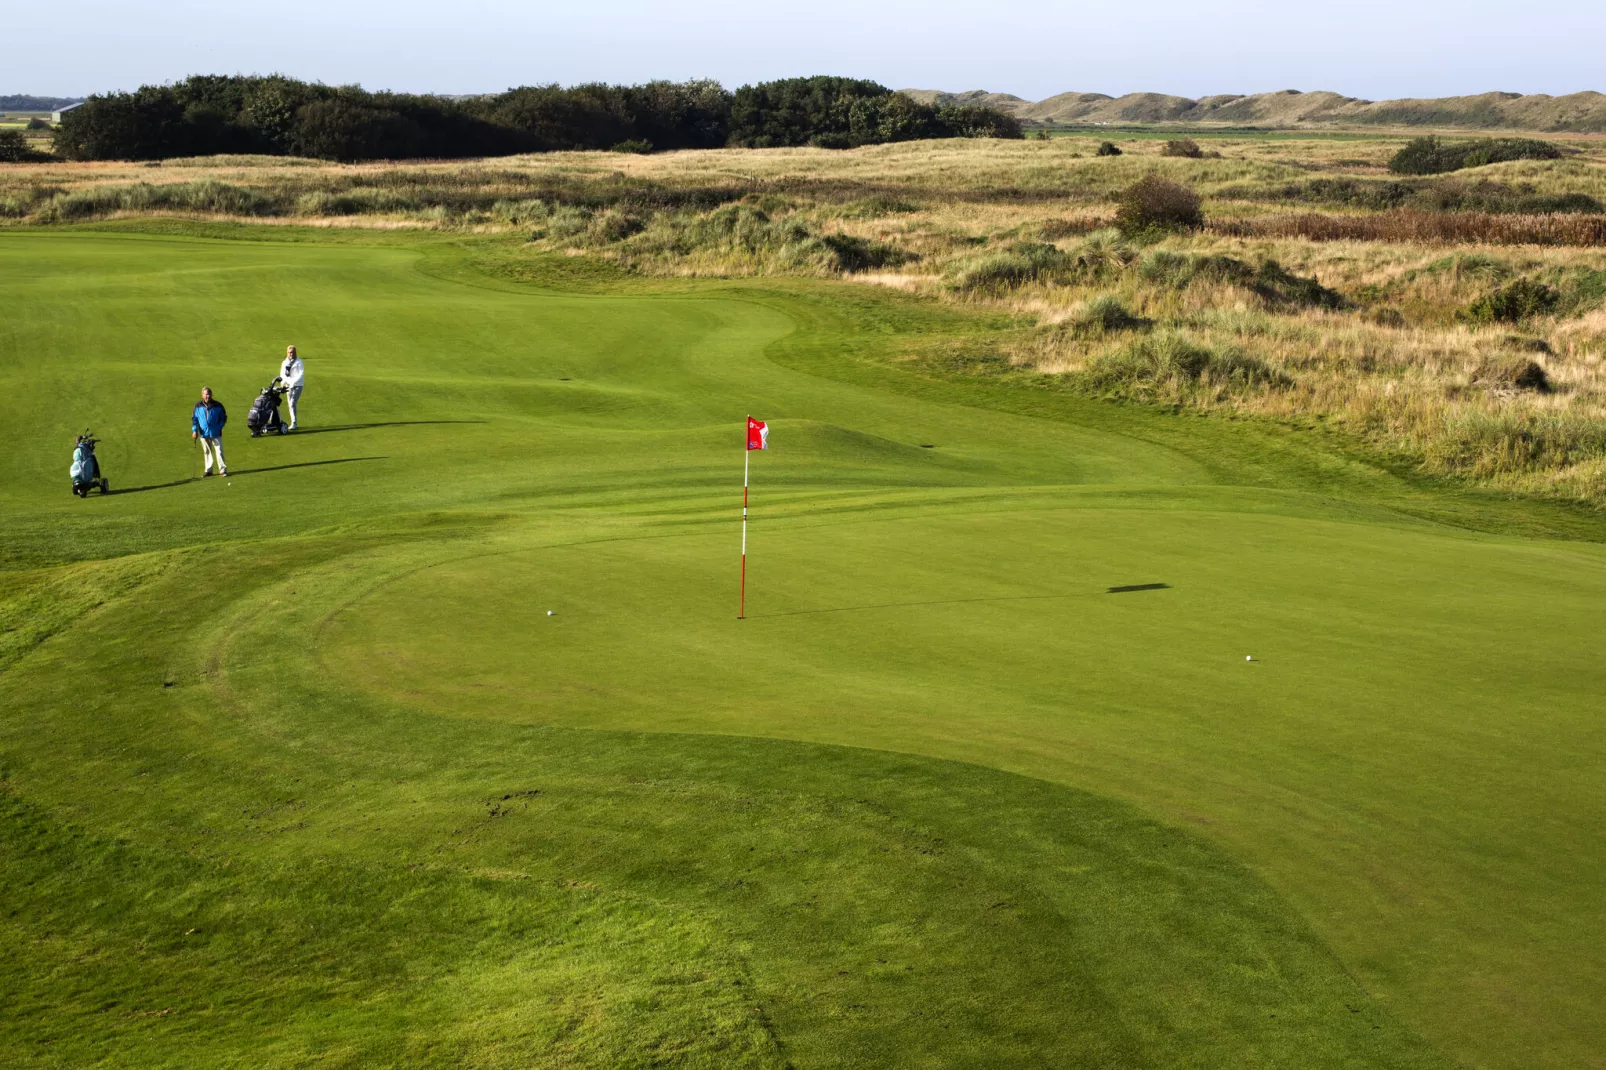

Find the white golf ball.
xmin=1245 ymin=655 xmax=1253 ymax=661
xmin=547 ymin=610 xmax=554 ymax=616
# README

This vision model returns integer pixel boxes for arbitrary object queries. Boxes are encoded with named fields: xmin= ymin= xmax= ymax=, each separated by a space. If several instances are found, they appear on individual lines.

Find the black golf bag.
xmin=247 ymin=379 xmax=289 ymax=437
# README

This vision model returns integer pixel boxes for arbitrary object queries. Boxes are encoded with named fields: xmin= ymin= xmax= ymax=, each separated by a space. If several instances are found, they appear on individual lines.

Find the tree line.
xmin=53 ymin=75 xmax=1021 ymax=162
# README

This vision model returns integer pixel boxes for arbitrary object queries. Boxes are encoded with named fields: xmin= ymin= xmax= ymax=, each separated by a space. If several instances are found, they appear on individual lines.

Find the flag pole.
xmin=739 ymin=426 xmax=750 ymax=620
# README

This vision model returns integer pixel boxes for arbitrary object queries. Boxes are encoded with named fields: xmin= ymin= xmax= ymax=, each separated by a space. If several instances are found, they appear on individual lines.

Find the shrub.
xmin=1429 ymin=410 xmax=1606 ymax=478
xmin=1161 ymin=139 xmax=1203 ymax=158
xmin=816 ymin=233 xmax=915 ymax=273
xmin=949 ymin=241 xmax=1069 ymax=293
xmin=611 ymin=139 xmax=653 ymax=154
xmin=1513 ymin=361 xmax=1551 ymax=391
xmin=1067 ymin=229 xmax=1137 ymax=275
xmin=1115 ymin=176 xmax=1201 ymax=236
xmin=1136 ymin=250 xmax=1339 ymax=308
xmin=588 ymin=209 xmax=647 ymax=242
xmin=1084 ymin=332 xmax=1281 ymax=392
xmin=0 ymin=129 xmax=38 ymax=162
xmin=25 ymin=118 xmax=49 ymax=130
xmin=1465 ymin=278 xmax=1561 ymax=324
xmin=1095 ymin=141 xmax=1121 ymax=157
xmin=1389 ymin=136 xmax=1562 ymax=175
xmin=1071 ymin=296 xmax=1147 ymax=336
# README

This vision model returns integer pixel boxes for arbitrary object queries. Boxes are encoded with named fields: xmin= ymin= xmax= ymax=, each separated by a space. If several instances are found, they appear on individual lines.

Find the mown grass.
xmin=12 ymin=228 xmax=1568 ymax=1067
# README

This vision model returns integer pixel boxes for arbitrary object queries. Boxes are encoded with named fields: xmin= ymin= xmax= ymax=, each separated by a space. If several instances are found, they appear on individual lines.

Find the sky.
xmin=8 ymin=0 xmax=1604 ymax=102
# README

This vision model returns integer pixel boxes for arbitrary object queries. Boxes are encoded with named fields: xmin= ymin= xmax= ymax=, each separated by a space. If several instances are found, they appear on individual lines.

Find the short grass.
xmin=2 ymin=225 xmax=1604 ymax=1067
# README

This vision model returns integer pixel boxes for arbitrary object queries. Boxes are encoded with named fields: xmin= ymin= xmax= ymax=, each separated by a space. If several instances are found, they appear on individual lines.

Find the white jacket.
xmin=280 ymin=356 xmax=305 ymax=389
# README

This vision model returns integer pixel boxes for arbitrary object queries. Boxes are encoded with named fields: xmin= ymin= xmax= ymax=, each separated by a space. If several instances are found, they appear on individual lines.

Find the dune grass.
xmin=2 ymin=224 xmax=1605 ymax=1067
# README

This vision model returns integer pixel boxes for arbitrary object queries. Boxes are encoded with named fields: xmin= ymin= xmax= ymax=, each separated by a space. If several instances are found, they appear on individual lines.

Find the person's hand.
xmin=192 ymin=431 xmax=198 ymax=441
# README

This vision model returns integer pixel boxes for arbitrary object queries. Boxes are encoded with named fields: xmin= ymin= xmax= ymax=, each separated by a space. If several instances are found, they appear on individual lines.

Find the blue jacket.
xmin=192 ymin=399 xmax=227 ymax=437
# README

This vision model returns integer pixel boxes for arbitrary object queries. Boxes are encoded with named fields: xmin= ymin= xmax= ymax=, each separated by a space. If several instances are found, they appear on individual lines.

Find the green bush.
xmin=1137 ymin=250 xmax=1341 ymax=308
xmin=1071 ymin=296 xmax=1148 ymax=336
xmin=1067 ymin=229 xmax=1137 ymax=276
xmin=0 ymin=129 xmax=46 ymax=162
xmin=1084 ymin=332 xmax=1281 ymax=391
xmin=1161 ymin=139 xmax=1202 ymax=158
xmin=1388 ymin=136 xmax=1561 ymax=175
xmin=948 ymin=241 xmax=1069 ymax=293
xmin=1465 ymin=278 xmax=1561 ymax=323
xmin=611 ymin=139 xmax=654 ymax=154
xmin=816 ymin=233 xmax=914 ymax=272
xmin=1114 ymin=176 xmax=1201 ymax=236
xmin=1095 ymin=141 xmax=1121 ymax=157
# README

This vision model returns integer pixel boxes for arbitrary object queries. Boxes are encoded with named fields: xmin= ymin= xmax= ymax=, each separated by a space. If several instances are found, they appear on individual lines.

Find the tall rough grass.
xmin=1211 ymin=211 xmax=1606 ymax=247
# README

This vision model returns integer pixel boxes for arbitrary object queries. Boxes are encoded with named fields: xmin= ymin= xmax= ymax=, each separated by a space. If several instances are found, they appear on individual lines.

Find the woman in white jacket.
xmin=280 ymin=345 xmax=305 ymax=430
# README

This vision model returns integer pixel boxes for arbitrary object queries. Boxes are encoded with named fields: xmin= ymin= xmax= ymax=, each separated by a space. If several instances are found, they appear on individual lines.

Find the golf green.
xmin=1 ymin=227 xmax=1602 ymax=1068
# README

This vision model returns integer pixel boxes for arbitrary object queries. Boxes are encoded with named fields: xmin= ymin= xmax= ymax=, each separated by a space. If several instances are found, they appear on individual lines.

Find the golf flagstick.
xmin=739 ymin=416 xmax=768 ymax=619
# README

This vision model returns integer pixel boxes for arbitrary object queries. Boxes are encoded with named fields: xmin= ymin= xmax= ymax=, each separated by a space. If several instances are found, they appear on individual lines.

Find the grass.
xmin=10 ymin=138 xmax=1600 ymax=508
xmin=2 ymin=223 xmax=1606 ymax=1068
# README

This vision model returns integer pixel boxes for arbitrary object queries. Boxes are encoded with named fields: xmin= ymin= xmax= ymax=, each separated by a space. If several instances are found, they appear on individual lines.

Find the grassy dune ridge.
xmin=5 ymin=136 xmax=1603 ymax=510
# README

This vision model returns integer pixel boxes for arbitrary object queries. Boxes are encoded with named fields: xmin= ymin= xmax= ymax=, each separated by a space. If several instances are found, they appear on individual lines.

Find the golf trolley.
xmin=247 ymin=377 xmax=290 ymax=437
xmin=70 ymin=431 xmax=109 ymax=497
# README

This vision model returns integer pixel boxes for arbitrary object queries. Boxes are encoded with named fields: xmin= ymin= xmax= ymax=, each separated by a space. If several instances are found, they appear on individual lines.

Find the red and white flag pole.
xmin=740 ymin=416 xmax=768 ymax=620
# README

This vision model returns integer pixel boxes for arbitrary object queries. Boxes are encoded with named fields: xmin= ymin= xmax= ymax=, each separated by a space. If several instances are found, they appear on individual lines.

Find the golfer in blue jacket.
xmin=191 ymin=386 xmax=228 ymax=477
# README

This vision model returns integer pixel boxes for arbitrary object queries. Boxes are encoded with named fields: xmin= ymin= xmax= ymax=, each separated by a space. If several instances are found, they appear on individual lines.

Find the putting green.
xmin=1 ymin=227 xmax=1602 ymax=1068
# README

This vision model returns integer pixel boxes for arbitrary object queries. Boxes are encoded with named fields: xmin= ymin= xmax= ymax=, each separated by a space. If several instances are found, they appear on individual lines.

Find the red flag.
xmin=746 ymin=416 xmax=769 ymax=451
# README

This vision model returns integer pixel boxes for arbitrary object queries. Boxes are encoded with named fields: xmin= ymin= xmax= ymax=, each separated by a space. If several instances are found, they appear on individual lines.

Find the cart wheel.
xmin=101 ymin=479 xmax=110 ymax=493
xmin=73 ymin=485 xmax=84 ymax=498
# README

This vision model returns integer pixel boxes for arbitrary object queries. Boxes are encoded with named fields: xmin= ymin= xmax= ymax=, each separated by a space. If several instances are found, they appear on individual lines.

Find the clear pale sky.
xmin=9 ymin=0 xmax=1603 ymax=101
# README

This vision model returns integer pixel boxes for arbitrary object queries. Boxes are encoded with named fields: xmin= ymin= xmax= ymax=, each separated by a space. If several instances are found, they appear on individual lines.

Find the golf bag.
xmin=70 ymin=432 xmax=109 ymax=497
xmin=247 ymin=378 xmax=289 ymax=437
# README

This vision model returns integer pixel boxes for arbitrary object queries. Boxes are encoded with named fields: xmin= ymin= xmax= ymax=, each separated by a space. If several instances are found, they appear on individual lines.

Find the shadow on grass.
xmin=111 ymin=456 xmax=386 ymax=495
xmin=285 ymin=420 xmax=486 ymax=436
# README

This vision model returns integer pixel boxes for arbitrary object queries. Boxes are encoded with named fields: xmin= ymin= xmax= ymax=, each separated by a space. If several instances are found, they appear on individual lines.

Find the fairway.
xmin=2 ymin=227 xmax=1603 ymax=1068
